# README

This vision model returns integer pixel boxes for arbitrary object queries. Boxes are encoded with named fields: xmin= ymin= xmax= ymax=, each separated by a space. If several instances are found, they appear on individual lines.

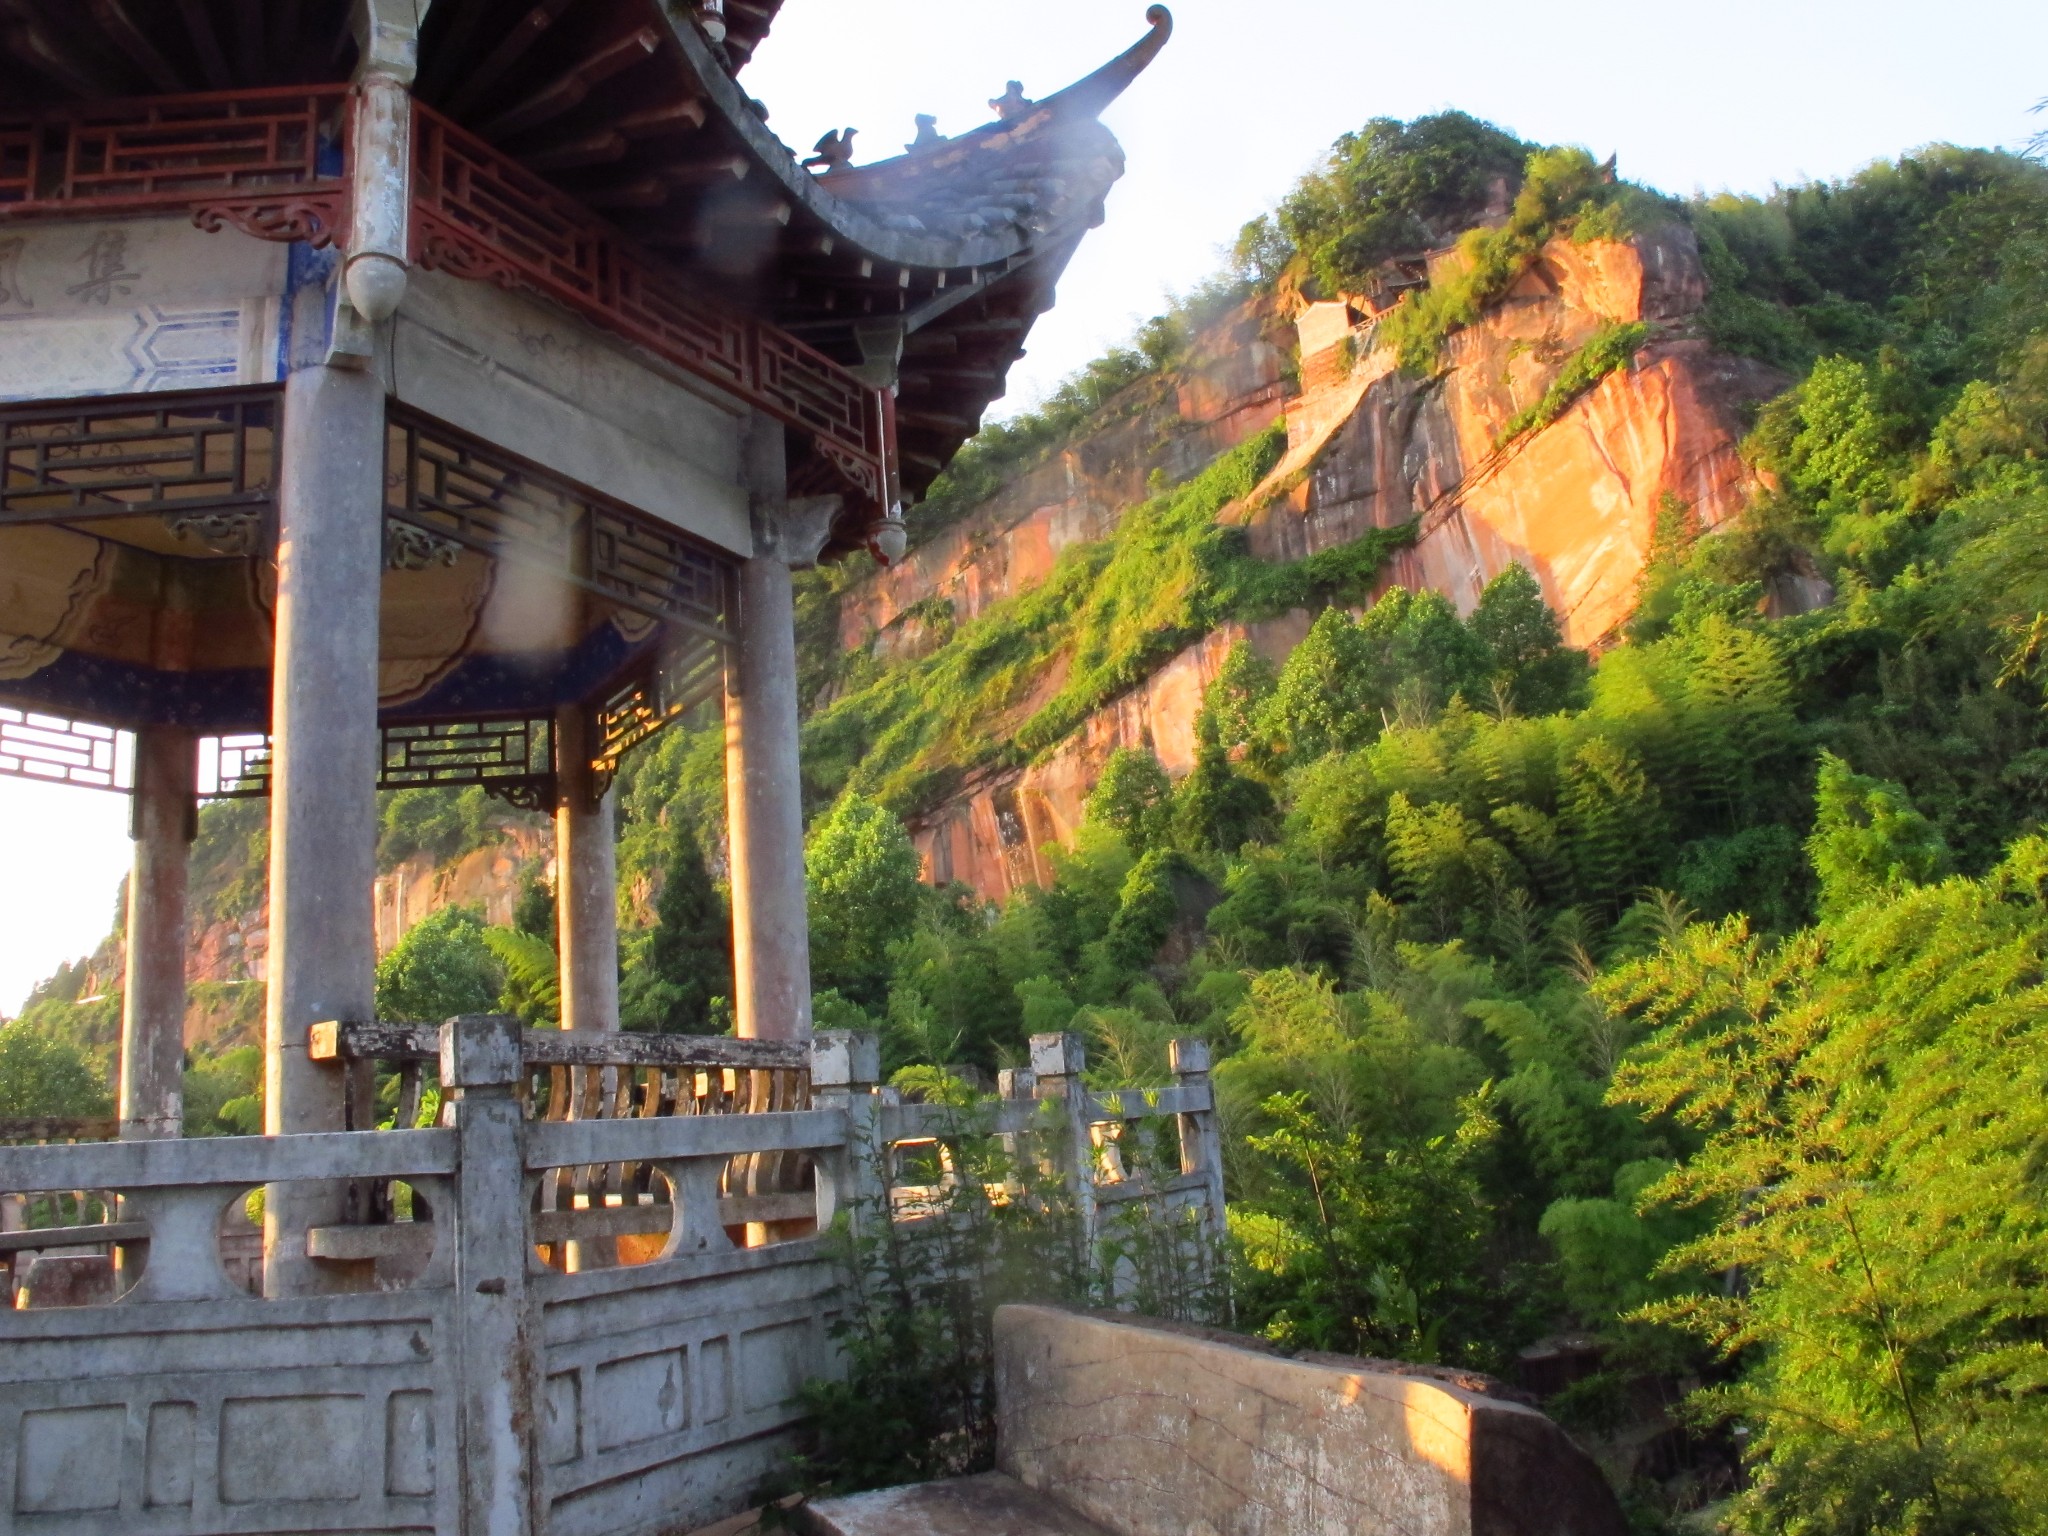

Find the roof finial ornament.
xmin=989 ymin=81 xmax=1032 ymax=122
xmin=906 ymin=114 xmax=945 ymax=153
xmin=695 ymin=0 xmax=726 ymax=44
xmin=804 ymin=128 xmax=858 ymax=177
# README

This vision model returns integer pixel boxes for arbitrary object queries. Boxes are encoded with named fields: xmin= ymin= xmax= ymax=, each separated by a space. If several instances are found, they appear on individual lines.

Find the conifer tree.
xmin=622 ymin=816 xmax=730 ymax=1034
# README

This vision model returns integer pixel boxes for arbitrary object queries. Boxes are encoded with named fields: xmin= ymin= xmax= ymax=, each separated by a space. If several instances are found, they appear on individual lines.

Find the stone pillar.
xmin=553 ymin=705 xmax=619 ymax=1271
xmin=118 ymin=726 xmax=196 ymax=1142
xmin=723 ymin=417 xmax=837 ymax=1043
xmin=262 ymin=359 xmax=386 ymax=1297
xmin=553 ymin=704 xmax=619 ymax=1034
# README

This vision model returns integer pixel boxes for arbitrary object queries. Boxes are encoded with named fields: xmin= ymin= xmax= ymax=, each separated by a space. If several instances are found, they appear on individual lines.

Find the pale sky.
xmin=3 ymin=0 xmax=2045 ymax=1015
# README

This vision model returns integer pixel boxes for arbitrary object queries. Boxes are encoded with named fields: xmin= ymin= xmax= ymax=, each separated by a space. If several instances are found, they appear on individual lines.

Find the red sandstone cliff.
xmin=835 ymin=225 xmax=1785 ymax=901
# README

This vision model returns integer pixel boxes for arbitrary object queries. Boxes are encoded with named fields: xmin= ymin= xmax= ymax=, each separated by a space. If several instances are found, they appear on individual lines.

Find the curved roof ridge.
xmin=1026 ymin=5 xmax=1174 ymax=124
xmin=659 ymin=4 xmax=1171 ymax=271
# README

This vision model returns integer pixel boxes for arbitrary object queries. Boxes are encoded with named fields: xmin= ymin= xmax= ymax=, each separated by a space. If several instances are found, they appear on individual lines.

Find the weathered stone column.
xmin=553 ymin=705 xmax=619 ymax=1271
xmin=723 ymin=417 xmax=837 ymax=1043
xmin=553 ymin=704 xmax=620 ymax=1035
xmin=262 ymin=358 xmax=386 ymax=1297
xmin=118 ymin=726 xmax=196 ymax=1142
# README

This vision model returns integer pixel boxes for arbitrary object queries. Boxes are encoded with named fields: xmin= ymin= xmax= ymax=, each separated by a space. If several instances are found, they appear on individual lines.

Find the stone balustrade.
xmin=0 ymin=1021 xmax=1224 ymax=1536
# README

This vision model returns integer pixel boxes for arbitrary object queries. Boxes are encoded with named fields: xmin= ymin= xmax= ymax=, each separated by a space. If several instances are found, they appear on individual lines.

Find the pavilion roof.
xmin=0 ymin=1 xmax=1172 ymax=539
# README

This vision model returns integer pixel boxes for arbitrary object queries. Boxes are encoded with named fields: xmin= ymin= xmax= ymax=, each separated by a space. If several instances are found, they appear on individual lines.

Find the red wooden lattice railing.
xmin=0 ymin=88 xmax=890 ymax=515
xmin=0 ymin=87 xmax=349 ymax=243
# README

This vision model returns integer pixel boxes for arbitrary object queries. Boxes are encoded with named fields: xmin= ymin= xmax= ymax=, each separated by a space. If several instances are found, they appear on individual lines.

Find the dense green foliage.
xmin=620 ymin=817 xmax=730 ymax=1033
xmin=1269 ymin=111 xmax=1532 ymax=298
xmin=802 ymin=427 xmax=1415 ymax=822
xmin=1691 ymin=147 xmax=2048 ymax=383
xmin=774 ymin=127 xmax=2048 ymax=1530
xmin=0 ymin=1024 xmax=109 ymax=1119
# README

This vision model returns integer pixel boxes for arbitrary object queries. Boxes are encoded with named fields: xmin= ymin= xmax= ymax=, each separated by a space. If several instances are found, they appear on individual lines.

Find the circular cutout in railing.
xmin=532 ymin=1164 xmax=678 ymax=1273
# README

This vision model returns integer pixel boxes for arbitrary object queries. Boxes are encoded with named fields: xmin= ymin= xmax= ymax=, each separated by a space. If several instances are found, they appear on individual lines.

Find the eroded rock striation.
xmin=833 ymin=225 xmax=1784 ymax=900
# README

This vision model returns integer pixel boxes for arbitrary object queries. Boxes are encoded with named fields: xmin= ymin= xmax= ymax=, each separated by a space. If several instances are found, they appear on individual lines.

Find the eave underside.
xmin=0 ymin=1 xmax=1167 ymax=534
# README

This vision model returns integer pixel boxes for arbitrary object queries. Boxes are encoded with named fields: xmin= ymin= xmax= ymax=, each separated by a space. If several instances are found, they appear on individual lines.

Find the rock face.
xmin=917 ymin=615 xmax=1310 ymax=900
xmin=837 ymin=300 xmax=1289 ymax=661
xmin=151 ymin=821 xmax=551 ymax=1051
xmin=993 ymin=1305 xmax=1629 ymax=1536
xmin=1249 ymin=224 xmax=1784 ymax=647
xmin=830 ymin=225 xmax=1785 ymax=901
xmin=370 ymin=824 xmax=550 ymax=955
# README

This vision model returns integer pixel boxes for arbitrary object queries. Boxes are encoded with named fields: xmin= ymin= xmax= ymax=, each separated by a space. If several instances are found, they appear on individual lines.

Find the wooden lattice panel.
xmin=0 ymin=707 xmax=132 ymax=792
xmin=386 ymin=404 xmax=734 ymax=635
xmin=591 ymin=632 xmax=725 ymax=797
xmin=0 ymin=88 xmax=347 ymax=227
xmin=385 ymin=409 xmax=582 ymax=556
xmin=197 ymin=734 xmax=272 ymax=798
xmin=0 ymin=389 xmax=278 ymax=523
xmin=380 ymin=716 xmax=554 ymax=810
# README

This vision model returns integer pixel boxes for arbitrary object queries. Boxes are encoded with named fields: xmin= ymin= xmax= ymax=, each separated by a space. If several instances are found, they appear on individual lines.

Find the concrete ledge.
xmin=994 ymin=1304 xmax=1628 ymax=1536
xmin=798 ymin=1472 xmax=1113 ymax=1536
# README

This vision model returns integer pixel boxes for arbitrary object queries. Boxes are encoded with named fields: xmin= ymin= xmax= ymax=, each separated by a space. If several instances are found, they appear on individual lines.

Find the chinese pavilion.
xmin=0 ymin=0 xmax=1170 ymax=1290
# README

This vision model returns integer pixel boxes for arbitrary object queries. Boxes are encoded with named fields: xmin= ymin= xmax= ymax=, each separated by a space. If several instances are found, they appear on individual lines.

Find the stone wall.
xmin=995 ymin=1305 xmax=1629 ymax=1536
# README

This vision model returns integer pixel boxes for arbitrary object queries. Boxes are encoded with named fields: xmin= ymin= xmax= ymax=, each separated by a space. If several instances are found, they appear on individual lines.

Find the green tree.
xmin=1277 ymin=112 xmax=1532 ymax=297
xmin=1560 ymin=737 xmax=1664 ymax=914
xmin=1169 ymin=745 xmax=1276 ymax=855
xmin=483 ymin=927 xmax=560 ymax=1029
xmin=807 ymin=795 xmax=925 ymax=1009
xmin=1085 ymin=747 xmax=1172 ymax=853
xmin=1260 ymin=606 xmax=1378 ymax=762
xmin=374 ymin=905 xmax=502 ymax=1023
xmin=1197 ymin=640 xmax=1278 ymax=754
xmin=513 ymin=870 xmax=555 ymax=939
xmin=622 ymin=817 xmax=730 ymax=1034
xmin=1806 ymin=752 xmax=1951 ymax=918
xmin=1606 ymin=841 xmax=2048 ymax=1534
xmin=1468 ymin=563 xmax=1586 ymax=714
xmin=0 ymin=1024 xmax=109 ymax=1119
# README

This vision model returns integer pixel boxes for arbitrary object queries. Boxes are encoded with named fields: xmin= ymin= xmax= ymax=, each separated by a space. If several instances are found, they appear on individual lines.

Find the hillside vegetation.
xmin=9 ymin=110 xmax=2048 ymax=1532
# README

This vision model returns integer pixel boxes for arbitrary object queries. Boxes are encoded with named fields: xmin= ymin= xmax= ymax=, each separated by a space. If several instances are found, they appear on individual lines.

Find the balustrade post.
xmin=1169 ymin=1038 xmax=1226 ymax=1240
xmin=1029 ymin=1032 xmax=1096 ymax=1285
xmin=443 ymin=1014 xmax=538 ymax=1536
xmin=811 ymin=1031 xmax=883 ymax=1235
xmin=996 ymin=1066 xmax=1037 ymax=1202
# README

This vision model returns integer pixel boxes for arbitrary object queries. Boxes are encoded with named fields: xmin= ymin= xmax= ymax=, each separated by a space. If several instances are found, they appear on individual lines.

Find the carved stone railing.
xmin=312 ymin=1021 xmax=818 ymax=1261
xmin=0 ymin=1019 xmax=1227 ymax=1536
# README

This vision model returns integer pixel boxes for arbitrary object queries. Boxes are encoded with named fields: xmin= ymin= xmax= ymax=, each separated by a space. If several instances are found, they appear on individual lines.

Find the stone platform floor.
xmin=793 ymin=1473 xmax=1112 ymax=1536
xmin=678 ymin=1477 xmax=1110 ymax=1536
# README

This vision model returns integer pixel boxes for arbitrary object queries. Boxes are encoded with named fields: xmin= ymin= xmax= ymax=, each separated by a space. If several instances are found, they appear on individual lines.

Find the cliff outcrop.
xmin=1246 ymin=224 xmax=1784 ymax=645
xmin=837 ymin=300 xmax=1289 ymax=663
xmin=837 ymin=224 xmax=1784 ymax=900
